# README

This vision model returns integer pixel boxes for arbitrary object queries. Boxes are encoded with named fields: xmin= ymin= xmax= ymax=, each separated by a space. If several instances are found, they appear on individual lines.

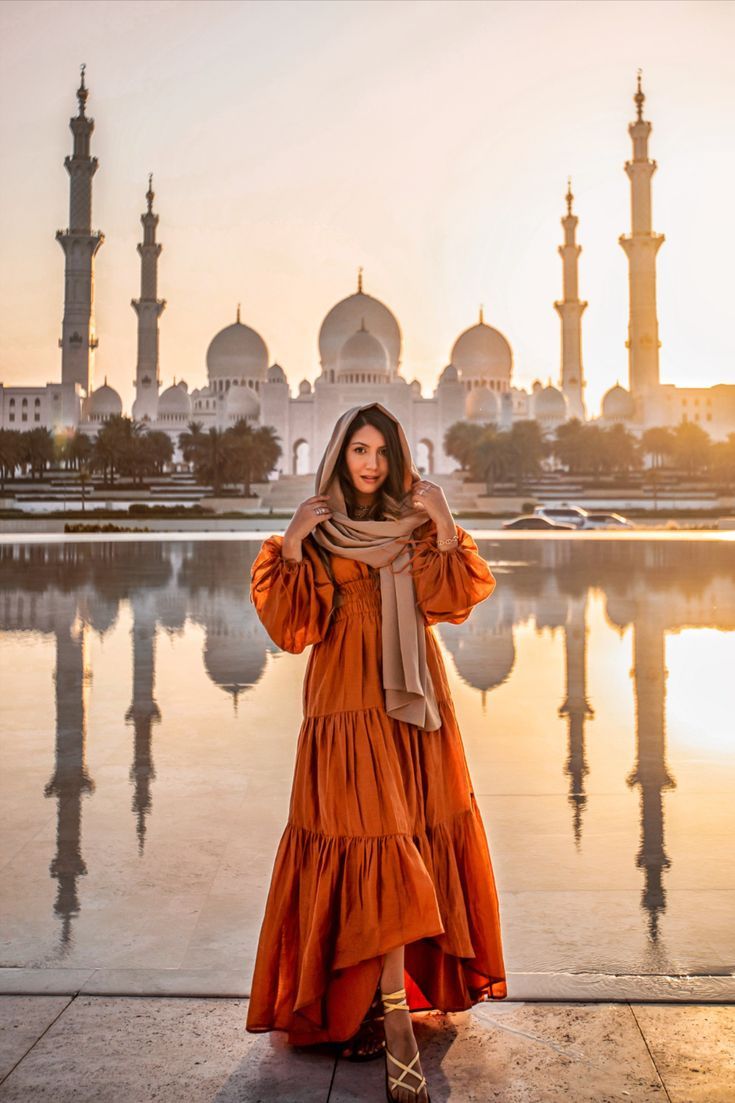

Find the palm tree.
xmin=507 ymin=420 xmax=544 ymax=489
xmin=227 ymin=421 xmax=281 ymax=495
xmin=670 ymin=421 xmax=711 ymax=475
xmin=91 ymin=414 xmax=147 ymax=486
xmin=553 ymin=419 xmax=587 ymax=473
xmin=145 ymin=431 xmax=175 ymax=476
xmin=470 ymin=427 xmax=511 ymax=495
xmin=64 ymin=429 xmax=94 ymax=472
xmin=603 ymin=424 xmax=640 ymax=474
xmin=191 ymin=427 xmax=232 ymax=494
xmin=710 ymin=433 xmax=735 ymax=489
xmin=178 ymin=420 xmax=206 ymax=468
xmin=0 ymin=430 xmax=22 ymax=490
xmin=23 ymin=428 xmax=56 ymax=480
xmin=641 ymin=427 xmax=674 ymax=469
xmin=444 ymin=422 xmax=486 ymax=473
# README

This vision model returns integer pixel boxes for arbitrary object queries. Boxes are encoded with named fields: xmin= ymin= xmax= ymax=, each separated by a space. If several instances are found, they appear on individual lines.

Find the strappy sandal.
xmin=340 ymin=991 xmax=385 ymax=1061
xmin=380 ymin=986 xmax=431 ymax=1102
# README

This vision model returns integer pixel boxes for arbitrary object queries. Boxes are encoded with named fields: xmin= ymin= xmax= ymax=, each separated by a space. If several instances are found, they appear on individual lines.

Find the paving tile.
xmin=0 ymin=997 xmax=71 ymax=1081
xmin=78 ymin=968 xmax=250 ymax=997
xmin=330 ymin=1001 xmax=667 ymax=1102
xmin=0 ymin=970 xmax=95 ymax=996
xmin=0 ymin=996 xmax=333 ymax=1103
xmin=632 ymin=1003 xmax=735 ymax=1103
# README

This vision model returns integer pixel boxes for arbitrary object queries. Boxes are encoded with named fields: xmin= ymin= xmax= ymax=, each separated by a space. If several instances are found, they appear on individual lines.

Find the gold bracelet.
xmin=436 ymin=533 xmax=459 ymax=547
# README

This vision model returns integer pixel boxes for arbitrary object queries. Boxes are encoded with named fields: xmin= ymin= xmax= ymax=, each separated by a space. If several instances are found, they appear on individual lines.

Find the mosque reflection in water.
xmin=1 ymin=537 xmax=733 ymax=975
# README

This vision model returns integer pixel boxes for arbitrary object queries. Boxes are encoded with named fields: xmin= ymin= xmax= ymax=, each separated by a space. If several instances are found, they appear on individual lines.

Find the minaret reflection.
xmin=626 ymin=617 xmax=676 ymax=940
xmin=43 ymin=612 xmax=95 ymax=948
xmin=125 ymin=592 xmax=161 ymax=855
xmin=558 ymin=593 xmax=595 ymax=845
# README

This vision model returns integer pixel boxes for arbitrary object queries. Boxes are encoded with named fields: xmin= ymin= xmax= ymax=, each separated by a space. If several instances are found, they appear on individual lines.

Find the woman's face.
xmin=345 ymin=423 xmax=389 ymax=501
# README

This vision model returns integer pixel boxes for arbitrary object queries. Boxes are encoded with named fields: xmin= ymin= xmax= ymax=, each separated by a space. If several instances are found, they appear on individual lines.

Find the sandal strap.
xmin=381 ymin=986 xmax=410 ymax=1013
xmin=386 ymin=1045 xmax=427 ymax=1094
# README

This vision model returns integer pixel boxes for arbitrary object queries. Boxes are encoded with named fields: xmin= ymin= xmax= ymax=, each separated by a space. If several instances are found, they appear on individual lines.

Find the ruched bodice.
xmin=331 ymin=574 xmax=381 ymax=620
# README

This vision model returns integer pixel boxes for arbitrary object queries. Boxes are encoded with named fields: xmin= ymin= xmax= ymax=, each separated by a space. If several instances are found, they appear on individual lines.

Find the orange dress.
xmin=245 ymin=520 xmax=507 ymax=1046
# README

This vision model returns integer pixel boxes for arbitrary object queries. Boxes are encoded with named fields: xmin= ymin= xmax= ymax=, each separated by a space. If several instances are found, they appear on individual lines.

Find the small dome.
xmin=319 ymin=278 xmax=401 ymax=373
xmin=87 ymin=381 xmax=123 ymax=419
xmin=225 ymin=383 xmax=260 ymax=419
xmin=438 ymin=363 xmax=459 ymax=385
xmin=206 ymin=312 xmax=268 ymax=381
xmin=158 ymin=382 xmax=192 ymax=420
xmin=533 ymin=384 xmax=568 ymax=420
xmin=451 ymin=313 xmax=512 ymax=381
xmin=298 ymin=379 xmax=312 ymax=395
xmin=410 ymin=379 xmax=422 ymax=396
xmin=337 ymin=323 xmax=389 ymax=379
xmin=267 ymin=363 xmax=287 ymax=383
xmin=466 ymin=385 xmax=499 ymax=422
xmin=602 ymin=383 xmax=635 ymax=421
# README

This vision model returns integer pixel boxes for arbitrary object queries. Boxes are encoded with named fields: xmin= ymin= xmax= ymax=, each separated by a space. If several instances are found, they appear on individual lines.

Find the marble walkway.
xmin=0 ymin=995 xmax=732 ymax=1102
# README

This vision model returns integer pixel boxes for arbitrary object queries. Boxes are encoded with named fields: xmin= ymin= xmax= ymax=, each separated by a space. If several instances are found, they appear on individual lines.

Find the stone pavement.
xmin=0 ymin=996 xmax=732 ymax=1102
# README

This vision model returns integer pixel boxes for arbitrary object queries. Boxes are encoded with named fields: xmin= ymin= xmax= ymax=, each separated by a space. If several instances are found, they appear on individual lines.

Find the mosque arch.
xmin=292 ymin=438 xmax=310 ymax=475
xmin=416 ymin=438 xmax=435 ymax=475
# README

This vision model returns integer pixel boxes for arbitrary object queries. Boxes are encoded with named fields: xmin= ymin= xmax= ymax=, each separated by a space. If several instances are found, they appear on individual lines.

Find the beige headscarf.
xmin=310 ymin=401 xmax=441 ymax=732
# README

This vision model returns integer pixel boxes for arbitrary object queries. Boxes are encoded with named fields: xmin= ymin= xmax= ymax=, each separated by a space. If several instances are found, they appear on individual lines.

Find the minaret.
xmin=56 ymin=65 xmax=104 ymax=395
xmin=618 ymin=71 xmax=665 ymax=413
xmin=131 ymin=175 xmax=166 ymax=422
xmin=553 ymin=179 xmax=587 ymax=421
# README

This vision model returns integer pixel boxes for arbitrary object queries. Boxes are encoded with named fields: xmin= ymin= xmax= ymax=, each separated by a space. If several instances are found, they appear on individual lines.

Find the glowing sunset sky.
xmin=1 ymin=0 xmax=734 ymax=417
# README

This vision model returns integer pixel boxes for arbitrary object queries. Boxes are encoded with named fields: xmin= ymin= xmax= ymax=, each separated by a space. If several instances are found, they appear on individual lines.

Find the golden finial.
xmin=479 ymin=304 xmax=485 ymax=325
xmin=357 ymin=267 xmax=363 ymax=294
xmin=634 ymin=68 xmax=645 ymax=121
xmin=146 ymin=173 xmax=154 ymax=212
xmin=359 ymin=316 xmax=367 ymax=331
xmin=236 ymin=303 xmax=241 ymax=323
xmin=77 ymin=63 xmax=89 ymax=115
xmin=565 ymin=176 xmax=574 ymax=215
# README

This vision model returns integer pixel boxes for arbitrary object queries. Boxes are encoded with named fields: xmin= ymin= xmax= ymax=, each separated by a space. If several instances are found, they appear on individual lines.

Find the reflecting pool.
xmin=1 ymin=534 xmax=733 ymax=1000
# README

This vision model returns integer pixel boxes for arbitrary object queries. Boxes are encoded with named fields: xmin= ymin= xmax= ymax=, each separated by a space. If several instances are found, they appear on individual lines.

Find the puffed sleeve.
xmin=250 ymin=534 xmax=335 ymax=653
xmin=410 ymin=523 xmax=496 ymax=626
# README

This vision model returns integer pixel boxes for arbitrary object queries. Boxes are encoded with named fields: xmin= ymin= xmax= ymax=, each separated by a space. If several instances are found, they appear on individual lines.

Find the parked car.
xmin=582 ymin=511 xmax=635 ymax=529
xmin=532 ymin=504 xmax=589 ymax=529
xmin=502 ymin=515 xmax=576 ymax=530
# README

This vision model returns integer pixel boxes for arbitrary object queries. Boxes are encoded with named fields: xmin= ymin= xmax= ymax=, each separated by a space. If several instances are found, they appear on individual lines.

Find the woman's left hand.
xmin=411 ymin=480 xmax=452 ymax=523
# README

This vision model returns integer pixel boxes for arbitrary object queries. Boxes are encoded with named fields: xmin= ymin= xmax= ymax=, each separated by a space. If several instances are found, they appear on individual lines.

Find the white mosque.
xmin=1 ymin=69 xmax=733 ymax=472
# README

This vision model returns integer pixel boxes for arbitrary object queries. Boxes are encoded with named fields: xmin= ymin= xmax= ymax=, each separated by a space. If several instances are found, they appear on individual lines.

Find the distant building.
xmin=1 ymin=69 xmax=733 ymax=470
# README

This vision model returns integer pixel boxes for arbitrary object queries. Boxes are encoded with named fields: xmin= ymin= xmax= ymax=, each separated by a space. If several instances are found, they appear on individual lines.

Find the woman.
xmin=246 ymin=401 xmax=506 ymax=1102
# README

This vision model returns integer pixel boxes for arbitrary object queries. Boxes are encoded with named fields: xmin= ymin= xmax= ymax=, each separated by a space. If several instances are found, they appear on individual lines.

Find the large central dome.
xmin=337 ymin=322 xmax=389 ymax=381
xmin=318 ymin=273 xmax=401 ymax=374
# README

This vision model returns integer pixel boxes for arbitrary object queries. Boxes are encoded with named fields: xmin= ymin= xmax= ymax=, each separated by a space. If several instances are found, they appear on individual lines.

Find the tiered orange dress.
xmin=245 ymin=520 xmax=506 ymax=1046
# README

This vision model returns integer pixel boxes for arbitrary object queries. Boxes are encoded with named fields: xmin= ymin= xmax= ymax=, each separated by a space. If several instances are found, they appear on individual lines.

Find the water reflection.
xmin=1 ymin=537 xmax=733 ymax=982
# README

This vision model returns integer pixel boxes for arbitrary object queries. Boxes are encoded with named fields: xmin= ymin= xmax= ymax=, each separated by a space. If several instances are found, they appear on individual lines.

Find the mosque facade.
xmin=1 ymin=70 xmax=734 ymax=470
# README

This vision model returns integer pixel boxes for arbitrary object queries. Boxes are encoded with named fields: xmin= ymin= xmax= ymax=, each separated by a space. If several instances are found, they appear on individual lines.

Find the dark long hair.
xmin=307 ymin=406 xmax=411 ymax=581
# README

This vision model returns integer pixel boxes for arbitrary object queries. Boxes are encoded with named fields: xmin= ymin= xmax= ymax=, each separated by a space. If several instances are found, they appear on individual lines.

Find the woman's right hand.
xmin=284 ymin=495 xmax=333 ymax=542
